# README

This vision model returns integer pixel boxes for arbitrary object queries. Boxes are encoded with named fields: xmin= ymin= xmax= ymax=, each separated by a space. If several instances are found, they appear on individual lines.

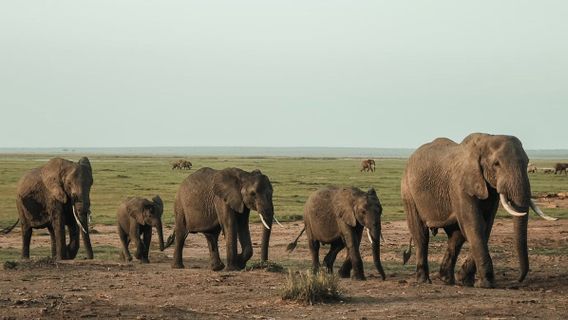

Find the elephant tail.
xmin=286 ymin=227 xmax=305 ymax=253
xmin=402 ymin=237 xmax=413 ymax=265
xmin=1 ymin=219 xmax=19 ymax=234
xmin=164 ymin=231 xmax=175 ymax=249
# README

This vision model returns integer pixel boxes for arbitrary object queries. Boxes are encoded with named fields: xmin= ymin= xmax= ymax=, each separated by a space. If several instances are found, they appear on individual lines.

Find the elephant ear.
xmin=41 ymin=158 xmax=68 ymax=203
xmin=333 ymin=189 xmax=357 ymax=227
xmin=461 ymin=148 xmax=489 ymax=200
xmin=152 ymin=195 xmax=163 ymax=215
xmin=128 ymin=198 xmax=149 ymax=225
xmin=213 ymin=170 xmax=245 ymax=213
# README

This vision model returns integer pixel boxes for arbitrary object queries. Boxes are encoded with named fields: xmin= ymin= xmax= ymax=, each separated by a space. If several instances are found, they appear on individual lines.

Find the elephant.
xmin=117 ymin=195 xmax=165 ymax=263
xmin=171 ymin=160 xmax=192 ymax=170
xmin=360 ymin=159 xmax=376 ymax=172
xmin=554 ymin=163 xmax=568 ymax=175
xmin=527 ymin=163 xmax=538 ymax=174
xmin=170 ymin=167 xmax=278 ymax=271
xmin=287 ymin=187 xmax=385 ymax=281
xmin=401 ymin=133 xmax=557 ymax=288
xmin=11 ymin=157 xmax=94 ymax=260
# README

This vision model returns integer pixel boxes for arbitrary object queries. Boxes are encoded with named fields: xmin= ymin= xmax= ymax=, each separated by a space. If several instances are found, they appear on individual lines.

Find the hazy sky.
xmin=1 ymin=1 xmax=566 ymax=149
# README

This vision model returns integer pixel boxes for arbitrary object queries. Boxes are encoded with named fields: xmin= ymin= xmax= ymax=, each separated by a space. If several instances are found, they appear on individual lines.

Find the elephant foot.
xmin=140 ymin=258 xmax=150 ymax=264
xmin=352 ymin=273 xmax=366 ymax=281
xmin=456 ymin=269 xmax=475 ymax=287
xmin=338 ymin=267 xmax=351 ymax=279
xmin=224 ymin=264 xmax=241 ymax=272
xmin=474 ymin=278 xmax=495 ymax=289
xmin=210 ymin=261 xmax=225 ymax=272
xmin=439 ymin=271 xmax=456 ymax=285
xmin=171 ymin=262 xmax=185 ymax=269
xmin=416 ymin=270 xmax=432 ymax=284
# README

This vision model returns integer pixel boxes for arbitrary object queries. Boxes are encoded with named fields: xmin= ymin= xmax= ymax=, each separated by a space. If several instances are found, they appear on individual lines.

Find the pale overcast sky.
xmin=0 ymin=1 xmax=566 ymax=149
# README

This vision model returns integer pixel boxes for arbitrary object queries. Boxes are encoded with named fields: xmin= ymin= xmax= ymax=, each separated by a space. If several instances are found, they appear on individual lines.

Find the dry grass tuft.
xmin=281 ymin=270 xmax=343 ymax=305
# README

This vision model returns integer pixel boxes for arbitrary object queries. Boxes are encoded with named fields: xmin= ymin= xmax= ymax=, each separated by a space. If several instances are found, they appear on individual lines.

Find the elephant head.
xmin=128 ymin=195 xmax=165 ymax=251
xmin=460 ymin=133 xmax=556 ymax=281
xmin=213 ymin=168 xmax=275 ymax=261
xmin=41 ymin=157 xmax=94 ymax=259
xmin=335 ymin=187 xmax=385 ymax=280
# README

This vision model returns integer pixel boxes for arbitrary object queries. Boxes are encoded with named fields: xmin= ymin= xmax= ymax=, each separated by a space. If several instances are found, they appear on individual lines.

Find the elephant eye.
xmin=493 ymin=160 xmax=500 ymax=167
xmin=250 ymin=191 xmax=256 ymax=197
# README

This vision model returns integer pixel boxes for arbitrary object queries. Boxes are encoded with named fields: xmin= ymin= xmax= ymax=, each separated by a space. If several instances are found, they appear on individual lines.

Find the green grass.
xmin=246 ymin=260 xmax=286 ymax=273
xmin=0 ymin=155 xmax=567 ymax=228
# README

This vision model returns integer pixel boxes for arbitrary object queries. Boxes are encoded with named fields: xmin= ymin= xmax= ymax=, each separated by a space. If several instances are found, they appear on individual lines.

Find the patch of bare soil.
xmin=535 ymin=192 xmax=568 ymax=209
xmin=1 ymin=220 xmax=567 ymax=319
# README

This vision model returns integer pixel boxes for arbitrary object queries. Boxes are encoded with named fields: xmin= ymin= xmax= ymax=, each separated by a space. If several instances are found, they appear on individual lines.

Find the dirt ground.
xmin=1 ymin=213 xmax=567 ymax=319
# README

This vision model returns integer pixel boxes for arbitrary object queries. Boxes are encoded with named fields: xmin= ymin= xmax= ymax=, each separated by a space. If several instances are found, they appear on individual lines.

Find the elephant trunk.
xmin=156 ymin=220 xmax=165 ymax=251
xmin=514 ymin=214 xmax=529 ymax=282
xmin=260 ymin=207 xmax=273 ymax=262
xmin=371 ymin=227 xmax=386 ymax=280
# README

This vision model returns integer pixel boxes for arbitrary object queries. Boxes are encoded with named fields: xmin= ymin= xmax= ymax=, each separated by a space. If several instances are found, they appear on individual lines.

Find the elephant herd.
xmin=2 ymin=133 xmax=560 ymax=289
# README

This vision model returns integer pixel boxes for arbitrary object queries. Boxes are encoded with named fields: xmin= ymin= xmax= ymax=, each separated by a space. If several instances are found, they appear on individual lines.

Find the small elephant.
xmin=117 ymin=195 xmax=165 ymax=263
xmin=287 ymin=187 xmax=385 ymax=281
xmin=554 ymin=163 xmax=568 ymax=175
xmin=360 ymin=159 xmax=376 ymax=172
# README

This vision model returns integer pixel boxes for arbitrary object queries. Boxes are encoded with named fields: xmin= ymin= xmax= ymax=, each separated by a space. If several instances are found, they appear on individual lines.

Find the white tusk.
xmin=499 ymin=194 xmax=528 ymax=217
xmin=530 ymin=199 xmax=558 ymax=221
xmin=72 ymin=206 xmax=88 ymax=233
xmin=366 ymin=228 xmax=373 ymax=244
xmin=273 ymin=215 xmax=284 ymax=227
xmin=259 ymin=214 xmax=270 ymax=230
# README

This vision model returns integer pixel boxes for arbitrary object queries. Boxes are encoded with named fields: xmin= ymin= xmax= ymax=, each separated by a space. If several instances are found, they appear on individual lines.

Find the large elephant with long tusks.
xmin=170 ymin=167 xmax=279 ymax=271
xmin=401 ymin=133 xmax=557 ymax=288
xmin=10 ymin=157 xmax=94 ymax=260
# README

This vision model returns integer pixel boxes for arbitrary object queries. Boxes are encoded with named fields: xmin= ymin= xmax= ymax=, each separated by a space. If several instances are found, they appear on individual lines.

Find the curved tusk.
xmin=366 ymin=228 xmax=373 ymax=244
xmin=259 ymin=214 xmax=270 ymax=230
xmin=499 ymin=194 xmax=528 ymax=217
xmin=530 ymin=199 xmax=558 ymax=221
xmin=72 ymin=206 xmax=88 ymax=234
xmin=273 ymin=215 xmax=284 ymax=227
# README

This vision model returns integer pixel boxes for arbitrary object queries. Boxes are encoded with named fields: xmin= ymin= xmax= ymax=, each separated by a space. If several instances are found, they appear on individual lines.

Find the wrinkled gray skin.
xmin=15 ymin=157 xmax=94 ymax=260
xmin=360 ymin=159 xmax=376 ymax=172
xmin=301 ymin=187 xmax=385 ymax=281
xmin=402 ymin=133 xmax=533 ymax=288
xmin=172 ymin=167 xmax=274 ymax=271
xmin=117 ymin=195 xmax=165 ymax=263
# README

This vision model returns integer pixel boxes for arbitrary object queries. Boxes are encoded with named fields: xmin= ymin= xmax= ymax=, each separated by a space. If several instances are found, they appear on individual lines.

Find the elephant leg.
xmin=323 ymin=239 xmax=345 ymax=274
xmin=47 ymin=225 xmax=56 ymax=258
xmin=204 ymin=231 xmax=224 ymax=271
xmin=130 ymin=224 xmax=146 ymax=262
xmin=458 ymin=220 xmax=494 ymax=288
xmin=224 ymin=212 xmax=240 ymax=271
xmin=439 ymin=226 xmax=465 ymax=285
xmin=21 ymin=224 xmax=32 ymax=259
xmin=52 ymin=209 xmax=67 ymax=260
xmin=141 ymin=227 xmax=151 ymax=263
xmin=172 ymin=222 xmax=188 ymax=269
xmin=66 ymin=222 xmax=80 ymax=259
xmin=338 ymin=248 xmax=352 ymax=278
xmin=406 ymin=201 xmax=431 ymax=283
xmin=307 ymin=236 xmax=320 ymax=274
xmin=345 ymin=229 xmax=365 ymax=280
xmin=118 ymin=227 xmax=132 ymax=262
xmin=236 ymin=212 xmax=253 ymax=269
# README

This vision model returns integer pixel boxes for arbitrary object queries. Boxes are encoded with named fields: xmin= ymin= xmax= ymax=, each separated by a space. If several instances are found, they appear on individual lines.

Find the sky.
xmin=0 ymin=1 xmax=567 ymax=149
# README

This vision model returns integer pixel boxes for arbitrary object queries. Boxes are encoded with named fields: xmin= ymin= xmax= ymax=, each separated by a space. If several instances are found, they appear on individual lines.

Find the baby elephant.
xmin=117 ymin=195 xmax=165 ymax=263
xmin=287 ymin=187 xmax=385 ymax=280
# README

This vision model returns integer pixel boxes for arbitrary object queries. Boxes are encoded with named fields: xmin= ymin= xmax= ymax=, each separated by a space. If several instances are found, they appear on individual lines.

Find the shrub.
xmin=281 ymin=270 xmax=343 ymax=305
xmin=245 ymin=260 xmax=285 ymax=273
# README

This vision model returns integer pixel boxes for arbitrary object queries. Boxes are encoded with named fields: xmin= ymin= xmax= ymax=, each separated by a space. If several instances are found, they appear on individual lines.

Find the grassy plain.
xmin=0 ymin=155 xmax=567 ymax=228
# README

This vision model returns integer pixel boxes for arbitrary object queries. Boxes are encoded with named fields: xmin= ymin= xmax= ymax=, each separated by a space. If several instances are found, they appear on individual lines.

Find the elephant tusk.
xmin=499 ymin=194 xmax=528 ymax=217
xmin=530 ymin=199 xmax=558 ymax=221
xmin=259 ymin=214 xmax=271 ymax=230
xmin=366 ymin=228 xmax=373 ymax=244
xmin=72 ymin=206 xmax=88 ymax=234
xmin=273 ymin=215 xmax=284 ymax=228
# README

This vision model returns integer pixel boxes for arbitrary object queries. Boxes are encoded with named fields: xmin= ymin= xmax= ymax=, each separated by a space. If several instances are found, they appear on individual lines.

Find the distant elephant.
xmin=10 ymin=157 xmax=94 ymax=260
xmin=171 ymin=167 xmax=277 ymax=271
xmin=554 ymin=163 xmax=568 ymax=175
xmin=171 ymin=161 xmax=181 ymax=170
xmin=402 ymin=133 xmax=557 ymax=288
xmin=360 ymin=159 xmax=375 ymax=172
xmin=543 ymin=168 xmax=555 ymax=174
xmin=287 ymin=187 xmax=385 ymax=281
xmin=171 ymin=160 xmax=193 ymax=170
xmin=117 ymin=195 xmax=165 ymax=263
xmin=527 ymin=163 xmax=538 ymax=173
